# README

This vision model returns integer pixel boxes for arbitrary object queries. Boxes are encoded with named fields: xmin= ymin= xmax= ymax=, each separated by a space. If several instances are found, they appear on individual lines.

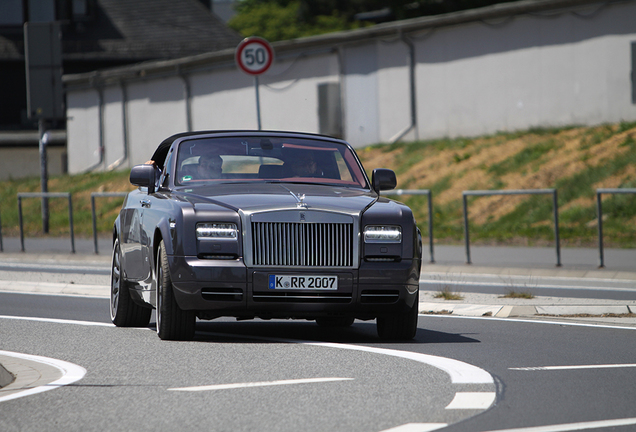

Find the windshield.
xmin=174 ymin=136 xmax=369 ymax=188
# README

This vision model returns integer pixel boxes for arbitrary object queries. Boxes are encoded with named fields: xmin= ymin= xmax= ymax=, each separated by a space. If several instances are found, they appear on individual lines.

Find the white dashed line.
xmin=378 ymin=423 xmax=448 ymax=432
xmin=510 ymin=363 xmax=636 ymax=371
xmin=168 ymin=377 xmax=353 ymax=392
xmin=445 ymin=392 xmax=497 ymax=410
xmin=481 ymin=416 xmax=636 ymax=432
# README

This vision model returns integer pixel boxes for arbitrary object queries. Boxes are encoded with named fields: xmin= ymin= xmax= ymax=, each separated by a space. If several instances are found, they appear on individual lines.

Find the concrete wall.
xmin=64 ymin=0 xmax=636 ymax=174
xmin=0 ymin=147 xmax=66 ymax=181
xmin=415 ymin=1 xmax=636 ymax=139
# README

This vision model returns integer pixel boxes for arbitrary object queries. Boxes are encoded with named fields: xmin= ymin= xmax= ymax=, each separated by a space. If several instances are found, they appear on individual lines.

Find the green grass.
xmin=0 ymin=170 xmax=132 ymax=238
xmin=500 ymin=290 xmax=535 ymax=299
xmin=434 ymin=287 xmax=464 ymax=300
xmin=487 ymin=139 xmax=560 ymax=176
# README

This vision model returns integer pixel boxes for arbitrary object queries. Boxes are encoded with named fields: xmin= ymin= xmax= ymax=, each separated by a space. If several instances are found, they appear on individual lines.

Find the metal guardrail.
xmin=462 ymin=189 xmax=561 ymax=266
xmin=91 ymin=192 xmax=129 ymax=254
xmin=18 ymin=192 xmax=75 ymax=253
xmin=596 ymin=188 xmax=636 ymax=268
xmin=382 ymin=189 xmax=434 ymax=263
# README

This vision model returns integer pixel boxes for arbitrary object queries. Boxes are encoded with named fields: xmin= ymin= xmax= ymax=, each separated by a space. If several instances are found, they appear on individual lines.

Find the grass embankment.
xmin=0 ymin=170 xmax=134 ymax=238
xmin=1 ymin=122 xmax=635 ymax=245
xmin=358 ymin=122 xmax=636 ymax=247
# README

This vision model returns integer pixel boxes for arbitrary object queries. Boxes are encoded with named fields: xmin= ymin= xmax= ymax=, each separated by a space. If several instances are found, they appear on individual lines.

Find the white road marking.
xmin=169 ymin=377 xmax=353 ymax=392
xmin=0 ymin=350 xmax=86 ymax=403
xmin=378 ymin=423 xmax=448 ymax=432
xmin=421 ymin=314 xmax=636 ymax=331
xmin=510 ymin=364 xmax=636 ymax=371
xmin=481 ymin=417 xmax=636 ymax=432
xmin=419 ymin=280 xmax=636 ymax=293
xmin=305 ymin=342 xmax=494 ymax=385
xmin=445 ymin=392 xmax=496 ymax=409
xmin=198 ymin=331 xmax=494 ymax=385
xmin=0 ymin=315 xmax=114 ymax=327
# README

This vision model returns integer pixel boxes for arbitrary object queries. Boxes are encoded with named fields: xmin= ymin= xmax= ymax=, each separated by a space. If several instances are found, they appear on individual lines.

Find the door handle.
xmin=140 ymin=199 xmax=151 ymax=208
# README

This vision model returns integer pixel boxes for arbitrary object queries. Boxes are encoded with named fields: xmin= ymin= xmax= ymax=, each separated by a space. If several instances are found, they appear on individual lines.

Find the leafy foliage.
xmin=229 ymin=0 xmax=524 ymax=41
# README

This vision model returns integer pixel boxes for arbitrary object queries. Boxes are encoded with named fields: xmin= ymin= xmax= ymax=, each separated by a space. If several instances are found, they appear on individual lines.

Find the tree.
xmin=229 ymin=0 xmax=523 ymax=42
xmin=229 ymin=1 xmax=364 ymax=41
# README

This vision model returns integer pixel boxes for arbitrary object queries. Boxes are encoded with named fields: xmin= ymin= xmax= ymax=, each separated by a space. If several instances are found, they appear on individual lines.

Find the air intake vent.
xmin=252 ymin=222 xmax=354 ymax=267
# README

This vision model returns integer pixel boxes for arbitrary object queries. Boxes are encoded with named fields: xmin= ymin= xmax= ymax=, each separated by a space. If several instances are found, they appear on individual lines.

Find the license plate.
xmin=269 ymin=275 xmax=338 ymax=290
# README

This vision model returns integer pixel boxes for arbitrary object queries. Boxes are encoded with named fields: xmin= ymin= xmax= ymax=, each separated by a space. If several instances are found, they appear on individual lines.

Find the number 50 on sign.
xmin=235 ymin=37 xmax=274 ymax=76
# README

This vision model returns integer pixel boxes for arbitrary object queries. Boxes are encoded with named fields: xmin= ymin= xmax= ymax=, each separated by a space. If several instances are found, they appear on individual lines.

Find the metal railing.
xmin=596 ymin=188 xmax=636 ymax=268
xmin=7 ymin=187 xmax=634 ymax=268
xmin=91 ymin=192 xmax=129 ymax=254
xmin=462 ymin=189 xmax=561 ymax=266
xmin=382 ymin=189 xmax=434 ymax=263
xmin=18 ymin=192 xmax=75 ymax=253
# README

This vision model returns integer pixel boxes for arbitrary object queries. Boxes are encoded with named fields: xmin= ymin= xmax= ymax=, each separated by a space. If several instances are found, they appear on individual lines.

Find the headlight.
xmin=364 ymin=225 xmax=402 ymax=243
xmin=196 ymin=223 xmax=238 ymax=240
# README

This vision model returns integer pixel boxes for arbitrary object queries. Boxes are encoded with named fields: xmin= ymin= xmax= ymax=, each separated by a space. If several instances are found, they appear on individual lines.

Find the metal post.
xmin=254 ymin=75 xmax=262 ymax=130
xmin=18 ymin=192 xmax=74 ymax=253
xmin=38 ymin=119 xmax=49 ymax=233
xmin=91 ymin=195 xmax=98 ymax=254
xmin=0 ymin=209 xmax=3 ymax=252
xmin=68 ymin=194 xmax=75 ymax=254
xmin=597 ymin=191 xmax=604 ymax=268
xmin=552 ymin=189 xmax=561 ymax=267
xmin=427 ymin=190 xmax=434 ymax=263
xmin=18 ymin=196 xmax=24 ymax=252
xmin=463 ymin=193 xmax=471 ymax=264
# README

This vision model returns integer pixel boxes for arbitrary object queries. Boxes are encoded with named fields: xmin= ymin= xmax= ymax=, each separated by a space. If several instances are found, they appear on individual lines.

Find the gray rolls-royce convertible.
xmin=110 ymin=131 xmax=422 ymax=340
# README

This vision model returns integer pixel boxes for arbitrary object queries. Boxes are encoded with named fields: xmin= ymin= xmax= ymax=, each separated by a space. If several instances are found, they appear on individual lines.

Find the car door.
xmin=119 ymin=189 xmax=147 ymax=281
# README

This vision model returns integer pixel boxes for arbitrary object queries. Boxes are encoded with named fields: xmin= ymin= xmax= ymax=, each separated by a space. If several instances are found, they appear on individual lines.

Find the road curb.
xmin=0 ymin=363 xmax=14 ymax=388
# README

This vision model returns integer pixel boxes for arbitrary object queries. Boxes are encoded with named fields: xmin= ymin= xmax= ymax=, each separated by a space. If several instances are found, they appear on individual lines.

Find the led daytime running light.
xmin=197 ymin=223 xmax=238 ymax=239
xmin=364 ymin=225 xmax=402 ymax=242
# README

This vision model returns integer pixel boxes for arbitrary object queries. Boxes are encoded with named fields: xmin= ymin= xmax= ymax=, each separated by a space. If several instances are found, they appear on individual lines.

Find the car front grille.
xmin=251 ymin=222 xmax=354 ymax=267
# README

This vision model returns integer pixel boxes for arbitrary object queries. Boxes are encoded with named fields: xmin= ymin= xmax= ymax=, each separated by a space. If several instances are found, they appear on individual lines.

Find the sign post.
xmin=235 ymin=37 xmax=274 ymax=130
xmin=24 ymin=22 xmax=64 ymax=234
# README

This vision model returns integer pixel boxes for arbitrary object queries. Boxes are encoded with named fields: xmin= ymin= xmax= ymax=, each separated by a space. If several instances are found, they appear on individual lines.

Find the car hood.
xmin=175 ymin=182 xmax=377 ymax=215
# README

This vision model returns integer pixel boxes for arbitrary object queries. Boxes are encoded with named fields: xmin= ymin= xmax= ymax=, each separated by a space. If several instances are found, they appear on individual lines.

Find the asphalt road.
xmin=2 ymin=292 xmax=636 ymax=432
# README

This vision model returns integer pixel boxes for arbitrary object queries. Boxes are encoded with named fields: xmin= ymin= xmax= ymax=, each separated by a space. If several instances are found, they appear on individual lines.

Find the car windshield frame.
xmin=171 ymin=135 xmax=370 ymax=189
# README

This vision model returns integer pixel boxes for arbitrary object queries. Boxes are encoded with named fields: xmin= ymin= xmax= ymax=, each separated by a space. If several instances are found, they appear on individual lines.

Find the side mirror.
xmin=130 ymin=164 xmax=156 ymax=194
xmin=371 ymin=168 xmax=397 ymax=193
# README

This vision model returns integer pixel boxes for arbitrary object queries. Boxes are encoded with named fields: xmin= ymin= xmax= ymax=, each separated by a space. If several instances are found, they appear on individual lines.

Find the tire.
xmin=156 ymin=240 xmax=196 ymax=341
xmin=376 ymin=290 xmax=419 ymax=341
xmin=110 ymin=238 xmax=152 ymax=327
xmin=316 ymin=317 xmax=355 ymax=328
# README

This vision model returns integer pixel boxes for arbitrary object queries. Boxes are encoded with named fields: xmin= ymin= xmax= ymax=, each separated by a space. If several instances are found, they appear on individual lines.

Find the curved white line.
xmin=305 ymin=342 xmax=493 ymax=384
xmin=0 ymin=315 xmax=114 ymax=327
xmin=0 ymin=350 xmax=86 ymax=403
xmin=198 ymin=331 xmax=494 ymax=385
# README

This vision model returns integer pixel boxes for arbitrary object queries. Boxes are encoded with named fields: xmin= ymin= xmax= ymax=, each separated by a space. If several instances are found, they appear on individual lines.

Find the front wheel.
xmin=156 ymin=240 xmax=196 ymax=341
xmin=376 ymin=290 xmax=419 ymax=341
xmin=110 ymin=238 xmax=151 ymax=327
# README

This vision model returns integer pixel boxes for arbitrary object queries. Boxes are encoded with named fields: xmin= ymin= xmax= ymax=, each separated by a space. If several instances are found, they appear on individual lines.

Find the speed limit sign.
xmin=235 ymin=37 xmax=274 ymax=76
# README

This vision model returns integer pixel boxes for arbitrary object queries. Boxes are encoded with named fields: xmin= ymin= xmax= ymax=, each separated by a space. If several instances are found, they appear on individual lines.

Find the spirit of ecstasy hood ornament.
xmin=289 ymin=191 xmax=308 ymax=208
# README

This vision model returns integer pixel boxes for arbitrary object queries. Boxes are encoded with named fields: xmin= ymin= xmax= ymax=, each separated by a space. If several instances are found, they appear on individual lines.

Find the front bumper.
xmin=169 ymin=256 xmax=420 ymax=320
